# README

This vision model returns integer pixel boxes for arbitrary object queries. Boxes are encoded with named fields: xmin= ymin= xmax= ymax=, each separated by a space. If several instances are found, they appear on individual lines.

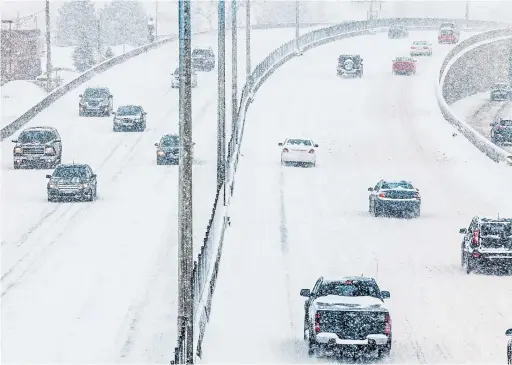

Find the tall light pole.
xmin=177 ymin=0 xmax=194 ymax=363
xmin=45 ymin=0 xmax=52 ymax=92
xmin=295 ymin=1 xmax=300 ymax=51
xmin=155 ymin=1 xmax=159 ymax=39
xmin=465 ymin=0 xmax=469 ymax=20
xmin=245 ymin=0 xmax=251 ymax=84
xmin=231 ymin=0 xmax=238 ymax=146
xmin=2 ymin=20 xmax=13 ymax=82
xmin=217 ymin=0 xmax=226 ymax=204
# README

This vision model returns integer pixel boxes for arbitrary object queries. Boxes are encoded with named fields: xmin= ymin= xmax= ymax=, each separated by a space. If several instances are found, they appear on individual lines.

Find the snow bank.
xmin=1 ymin=81 xmax=47 ymax=129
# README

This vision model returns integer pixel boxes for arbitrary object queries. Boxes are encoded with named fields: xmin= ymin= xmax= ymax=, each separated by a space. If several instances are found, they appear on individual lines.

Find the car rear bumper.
xmin=376 ymin=199 xmax=420 ymax=211
xmin=48 ymin=188 xmax=92 ymax=200
xmin=410 ymin=49 xmax=430 ymax=55
xmin=80 ymin=105 xmax=109 ymax=113
xmin=281 ymin=152 xmax=316 ymax=164
xmin=114 ymin=120 xmax=143 ymax=129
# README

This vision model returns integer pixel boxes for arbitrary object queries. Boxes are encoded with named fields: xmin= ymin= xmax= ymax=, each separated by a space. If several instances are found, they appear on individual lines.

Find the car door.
xmin=463 ymin=219 xmax=477 ymax=251
xmin=140 ymin=107 xmax=145 ymax=122
xmin=87 ymin=166 xmax=97 ymax=191
xmin=370 ymin=181 xmax=382 ymax=207
xmin=53 ymin=130 xmax=62 ymax=156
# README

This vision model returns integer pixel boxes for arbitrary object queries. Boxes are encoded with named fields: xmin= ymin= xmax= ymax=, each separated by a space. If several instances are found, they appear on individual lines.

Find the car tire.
xmin=48 ymin=195 xmax=57 ymax=203
xmin=463 ymin=252 xmax=475 ymax=274
xmin=374 ymin=203 xmax=381 ymax=217
xmin=79 ymin=109 xmax=84 ymax=117
xmin=13 ymin=163 xmax=20 ymax=169
xmin=113 ymin=125 xmax=120 ymax=132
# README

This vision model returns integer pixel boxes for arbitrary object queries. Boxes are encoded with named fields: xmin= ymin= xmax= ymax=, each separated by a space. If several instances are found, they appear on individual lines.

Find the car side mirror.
xmin=459 ymin=228 xmax=467 ymax=234
xmin=506 ymin=328 xmax=512 ymax=336
xmin=112 ymin=111 xmax=116 ymax=115
xmin=381 ymin=291 xmax=390 ymax=299
xmin=278 ymin=142 xmax=283 ymax=146
xmin=490 ymin=122 xmax=496 ymax=126
xmin=11 ymin=139 xmax=17 ymax=143
xmin=314 ymin=144 xmax=319 ymax=148
xmin=368 ymin=187 xmax=374 ymax=191
xmin=109 ymin=95 xmax=113 ymax=98
xmin=46 ymin=174 xmax=52 ymax=179
xmin=143 ymin=112 xmax=147 ymax=115
xmin=91 ymin=174 xmax=97 ymax=178
xmin=300 ymin=289 xmax=311 ymax=297
xmin=79 ymin=94 xmax=82 ymax=97
xmin=154 ymin=142 xmax=159 ymax=147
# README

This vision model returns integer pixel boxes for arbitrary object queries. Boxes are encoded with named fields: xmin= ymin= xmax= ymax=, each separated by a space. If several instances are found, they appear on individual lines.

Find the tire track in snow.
xmin=1 ymin=87 xmax=179 ymax=298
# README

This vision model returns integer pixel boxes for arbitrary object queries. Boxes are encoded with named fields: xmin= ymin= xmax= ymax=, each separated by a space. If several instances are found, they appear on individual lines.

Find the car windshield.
xmin=493 ymin=84 xmax=508 ymax=89
xmin=286 ymin=139 xmax=312 ymax=146
xmin=192 ymin=49 xmax=210 ymax=56
xmin=52 ymin=166 xmax=87 ymax=178
xmin=317 ymin=280 xmax=381 ymax=299
xmin=117 ymin=106 xmax=141 ymax=116
xmin=413 ymin=41 xmax=427 ymax=45
xmin=84 ymin=88 xmax=108 ymax=98
xmin=499 ymin=120 xmax=512 ymax=126
xmin=18 ymin=130 xmax=56 ymax=144
xmin=381 ymin=181 xmax=414 ymax=189
xmin=396 ymin=57 xmax=412 ymax=62
xmin=440 ymin=29 xmax=454 ymax=35
xmin=161 ymin=135 xmax=179 ymax=147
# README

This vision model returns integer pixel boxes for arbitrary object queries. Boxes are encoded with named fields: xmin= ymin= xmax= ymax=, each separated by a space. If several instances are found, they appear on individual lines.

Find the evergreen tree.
xmin=105 ymin=46 xmax=114 ymax=59
xmin=101 ymin=1 xmax=147 ymax=47
xmin=56 ymin=0 xmax=97 ymax=46
xmin=73 ymin=41 xmax=96 ymax=72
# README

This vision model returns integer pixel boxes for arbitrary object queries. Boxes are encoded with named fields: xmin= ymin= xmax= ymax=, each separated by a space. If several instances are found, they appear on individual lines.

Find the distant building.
xmin=1 ymin=28 xmax=43 ymax=83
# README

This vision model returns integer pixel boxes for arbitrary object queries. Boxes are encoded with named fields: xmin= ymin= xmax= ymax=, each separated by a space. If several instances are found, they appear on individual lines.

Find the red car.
xmin=438 ymin=29 xmax=459 ymax=44
xmin=392 ymin=56 xmax=416 ymax=75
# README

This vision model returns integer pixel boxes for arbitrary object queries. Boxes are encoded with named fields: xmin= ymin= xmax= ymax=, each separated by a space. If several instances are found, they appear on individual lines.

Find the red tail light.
xmin=282 ymin=148 xmax=289 ymax=153
xmin=414 ymin=192 xmax=420 ymax=199
xmin=314 ymin=312 xmax=320 ymax=333
xmin=378 ymin=192 xmax=386 ymax=198
xmin=384 ymin=313 xmax=391 ymax=334
xmin=309 ymin=149 xmax=315 ymax=154
xmin=471 ymin=229 xmax=479 ymax=247
xmin=497 ymin=126 xmax=505 ymax=130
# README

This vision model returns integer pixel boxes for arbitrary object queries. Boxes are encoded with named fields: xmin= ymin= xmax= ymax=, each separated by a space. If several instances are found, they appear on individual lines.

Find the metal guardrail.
xmin=436 ymin=30 xmax=512 ymax=166
xmin=0 ymin=22 xmax=332 ymax=142
xmin=172 ymin=17 xmax=512 ymax=364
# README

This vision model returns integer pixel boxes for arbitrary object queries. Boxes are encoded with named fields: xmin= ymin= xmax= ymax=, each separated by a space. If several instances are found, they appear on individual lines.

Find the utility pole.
xmin=45 ymin=0 xmax=52 ymax=92
xmin=295 ymin=1 xmax=300 ymax=51
xmin=465 ymin=0 xmax=469 ymax=20
xmin=217 ymin=0 xmax=226 ymax=205
xmin=155 ymin=1 xmax=159 ymax=39
xmin=177 ymin=0 xmax=194 ymax=363
xmin=245 ymin=0 xmax=251 ymax=84
xmin=97 ymin=18 xmax=101 ymax=57
xmin=231 ymin=0 xmax=238 ymax=146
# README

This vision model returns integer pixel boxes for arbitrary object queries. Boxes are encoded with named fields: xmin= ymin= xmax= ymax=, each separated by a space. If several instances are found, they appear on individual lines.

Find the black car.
xmin=491 ymin=119 xmax=512 ymax=145
xmin=79 ymin=87 xmax=113 ymax=116
xmin=337 ymin=55 xmax=363 ymax=78
xmin=155 ymin=134 xmax=195 ymax=165
xmin=506 ymin=328 xmax=512 ymax=364
xmin=388 ymin=26 xmax=409 ymax=39
xmin=113 ymin=105 xmax=147 ymax=132
xmin=490 ymin=83 xmax=511 ymax=101
xmin=46 ymin=163 xmax=98 ymax=202
xmin=368 ymin=180 xmax=421 ymax=218
xmin=459 ymin=216 xmax=512 ymax=274
xmin=12 ymin=126 xmax=62 ymax=169
xmin=191 ymin=46 xmax=215 ymax=71
xmin=301 ymin=276 xmax=392 ymax=359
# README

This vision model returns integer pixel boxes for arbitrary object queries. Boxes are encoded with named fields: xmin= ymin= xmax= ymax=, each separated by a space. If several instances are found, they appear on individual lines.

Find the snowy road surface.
xmin=199 ymin=31 xmax=512 ymax=363
xmin=450 ymin=91 xmax=512 ymax=154
xmin=0 ymin=28 xmax=301 ymax=364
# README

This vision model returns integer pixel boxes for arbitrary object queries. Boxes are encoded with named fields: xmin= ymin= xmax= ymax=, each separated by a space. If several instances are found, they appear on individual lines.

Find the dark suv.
xmin=459 ymin=217 xmax=512 ymax=274
xmin=113 ymin=105 xmax=147 ymax=132
xmin=155 ymin=134 xmax=195 ymax=165
xmin=46 ymin=163 xmax=98 ymax=202
xmin=491 ymin=119 xmax=512 ymax=145
xmin=79 ymin=87 xmax=113 ymax=116
xmin=192 ymin=46 xmax=215 ymax=71
xmin=12 ymin=126 xmax=62 ymax=169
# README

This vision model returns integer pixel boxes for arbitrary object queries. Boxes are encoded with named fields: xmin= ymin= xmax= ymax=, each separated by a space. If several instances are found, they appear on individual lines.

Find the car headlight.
xmin=14 ymin=147 xmax=23 ymax=154
xmin=49 ymin=183 xmax=57 ymax=189
xmin=44 ymin=146 xmax=55 ymax=155
xmin=157 ymin=150 xmax=165 ymax=156
xmin=81 ymin=183 xmax=89 ymax=189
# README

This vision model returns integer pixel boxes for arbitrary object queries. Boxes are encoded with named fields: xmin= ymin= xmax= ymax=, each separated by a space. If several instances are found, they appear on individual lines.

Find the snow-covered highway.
xmin=0 ymin=28 xmax=302 ymax=364
xmin=199 ymin=31 xmax=512 ymax=363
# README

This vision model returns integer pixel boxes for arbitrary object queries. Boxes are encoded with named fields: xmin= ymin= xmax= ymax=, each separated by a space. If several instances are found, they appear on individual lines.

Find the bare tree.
xmin=192 ymin=0 xmax=217 ymax=31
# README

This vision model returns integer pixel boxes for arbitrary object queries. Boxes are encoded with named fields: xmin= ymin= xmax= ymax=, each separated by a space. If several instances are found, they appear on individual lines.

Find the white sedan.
xmin=410 ymin=41 xmax=432 ymax=56
xmin=278 ymin=137 xmax=318 ymax=167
